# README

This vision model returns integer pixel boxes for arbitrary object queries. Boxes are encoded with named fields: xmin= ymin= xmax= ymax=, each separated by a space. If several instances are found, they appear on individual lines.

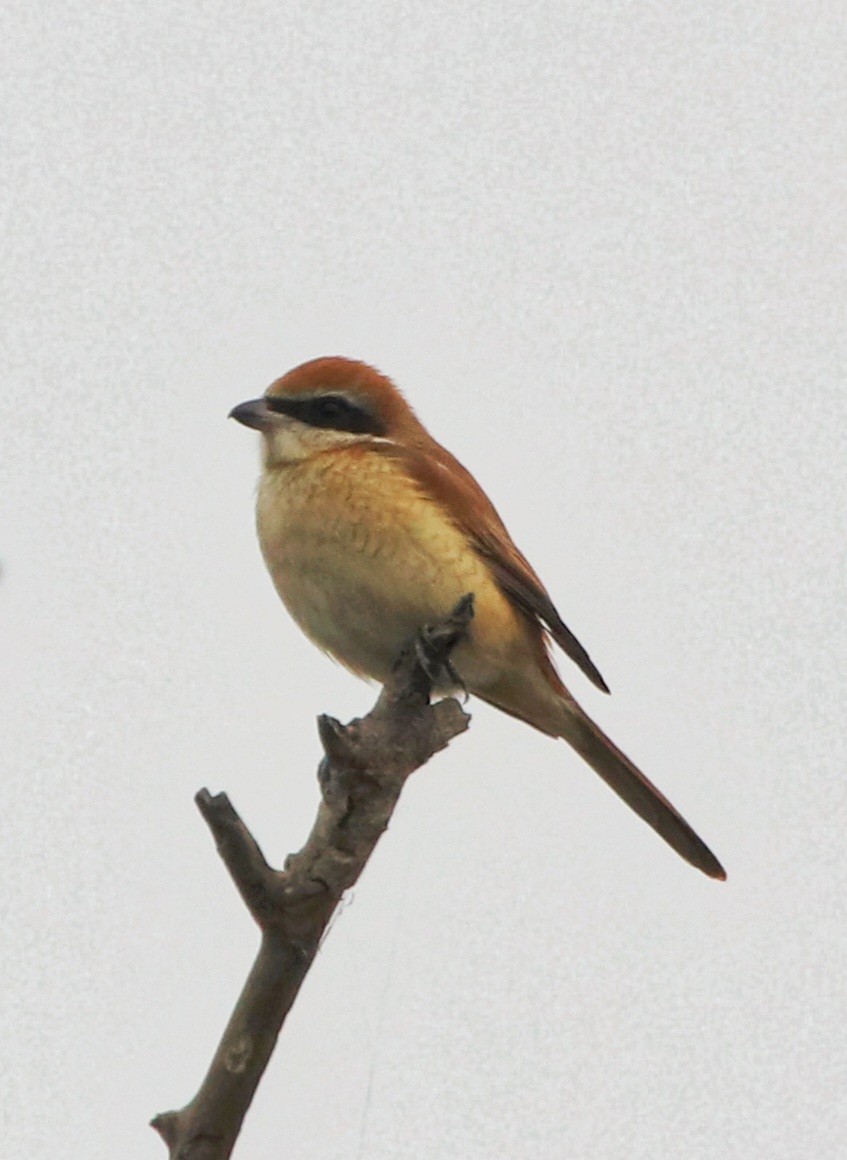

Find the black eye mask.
xmin=265 ymin=393 xmax=387 ymax=436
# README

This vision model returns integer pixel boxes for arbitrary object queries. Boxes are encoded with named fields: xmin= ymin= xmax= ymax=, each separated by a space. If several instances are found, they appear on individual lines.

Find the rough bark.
xmin=151 ymin=596 xmax=474 ymax=1159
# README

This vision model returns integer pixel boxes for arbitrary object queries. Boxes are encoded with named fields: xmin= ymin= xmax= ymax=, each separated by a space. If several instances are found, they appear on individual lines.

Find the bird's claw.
xmin=414 ymin=594 xmax=474 ymax=697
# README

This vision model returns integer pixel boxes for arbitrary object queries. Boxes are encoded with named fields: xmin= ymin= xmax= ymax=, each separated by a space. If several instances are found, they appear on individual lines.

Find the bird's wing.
xmin=376 ymin=437 xmax=610 ymax=693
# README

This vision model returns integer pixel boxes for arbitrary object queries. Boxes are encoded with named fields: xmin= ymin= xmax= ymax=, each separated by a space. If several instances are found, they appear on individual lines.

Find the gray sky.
xmin=2 ymin=3 xmax=845 ymax=1158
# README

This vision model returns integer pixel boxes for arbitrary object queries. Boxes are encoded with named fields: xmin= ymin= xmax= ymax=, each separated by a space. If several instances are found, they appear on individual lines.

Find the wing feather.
xmin=375 ymin=438 xmax=610 ymax=693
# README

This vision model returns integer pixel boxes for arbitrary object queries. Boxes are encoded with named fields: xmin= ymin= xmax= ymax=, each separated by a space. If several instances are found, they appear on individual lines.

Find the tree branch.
xmin=151 ymin=595 xmax=475 ymax=1159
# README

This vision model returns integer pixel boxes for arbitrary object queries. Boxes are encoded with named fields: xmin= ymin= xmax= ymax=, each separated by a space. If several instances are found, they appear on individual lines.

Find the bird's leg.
xmin=413 ymin=593 xmax=475 ymax=699
xmin=413 ymin=635 xmax=465 ymax=695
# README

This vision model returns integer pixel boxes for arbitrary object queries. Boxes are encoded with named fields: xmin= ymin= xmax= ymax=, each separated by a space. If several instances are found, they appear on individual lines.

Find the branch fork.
xmin=152 ymin=595 xmax=474 ymax=1159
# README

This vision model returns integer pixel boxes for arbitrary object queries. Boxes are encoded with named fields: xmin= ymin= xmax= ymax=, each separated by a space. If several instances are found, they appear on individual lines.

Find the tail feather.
xmin=559 ymin=701 xmax=726 ymax=880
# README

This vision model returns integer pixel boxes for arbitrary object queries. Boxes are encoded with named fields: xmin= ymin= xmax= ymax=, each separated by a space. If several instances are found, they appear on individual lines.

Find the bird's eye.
xmin=314 ymin=396 xmax=347 ymax=421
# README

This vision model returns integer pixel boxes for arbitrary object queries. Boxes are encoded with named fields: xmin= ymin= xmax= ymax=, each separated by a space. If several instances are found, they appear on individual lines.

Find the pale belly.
xmin=255 ymin=453 xmax=526 ymax=689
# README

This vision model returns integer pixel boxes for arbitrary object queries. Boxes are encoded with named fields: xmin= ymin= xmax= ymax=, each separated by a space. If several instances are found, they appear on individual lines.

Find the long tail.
xmin=558 ymin=700 xmax=726 ymax=879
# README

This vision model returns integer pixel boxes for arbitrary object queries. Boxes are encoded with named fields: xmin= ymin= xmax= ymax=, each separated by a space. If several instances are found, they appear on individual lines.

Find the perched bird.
xmin=230 ymin=357 xmax=725 ymax=880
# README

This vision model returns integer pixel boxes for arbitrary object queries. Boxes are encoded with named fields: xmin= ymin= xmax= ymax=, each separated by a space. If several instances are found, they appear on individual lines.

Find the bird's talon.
xmin=413 ymin=626 xmax=468 ymax=695
xmin=413 ymin=634 xmax=445 ymax=685
xmin=442 ymin=656 xmax=468 ymax=699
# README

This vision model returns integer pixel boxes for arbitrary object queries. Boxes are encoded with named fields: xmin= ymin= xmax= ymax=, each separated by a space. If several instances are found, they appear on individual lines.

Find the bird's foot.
xmin=414 ymin=594 xmax=474 ymax=699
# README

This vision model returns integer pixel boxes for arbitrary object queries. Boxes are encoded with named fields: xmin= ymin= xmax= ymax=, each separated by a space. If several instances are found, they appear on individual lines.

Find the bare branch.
xmin=152 ymin=595 xmax=474 ymax=1159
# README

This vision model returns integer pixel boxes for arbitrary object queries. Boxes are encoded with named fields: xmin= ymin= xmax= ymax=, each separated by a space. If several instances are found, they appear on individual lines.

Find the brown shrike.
xmin=231 ymin=357 xmax=725 ymax=880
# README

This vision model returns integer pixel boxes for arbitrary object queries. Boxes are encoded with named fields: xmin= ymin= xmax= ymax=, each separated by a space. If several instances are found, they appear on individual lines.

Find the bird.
xmin=230 ymin=357 xmax=725 ymax=880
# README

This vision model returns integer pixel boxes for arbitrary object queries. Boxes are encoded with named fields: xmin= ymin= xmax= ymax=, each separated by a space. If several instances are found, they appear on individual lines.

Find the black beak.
xmin=229 ymin=398 xmax=271 ymax=431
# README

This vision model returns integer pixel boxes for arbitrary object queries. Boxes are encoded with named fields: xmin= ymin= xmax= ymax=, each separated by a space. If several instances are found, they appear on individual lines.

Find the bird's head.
xmin=229 ymin=357 xmax=422 ymax=467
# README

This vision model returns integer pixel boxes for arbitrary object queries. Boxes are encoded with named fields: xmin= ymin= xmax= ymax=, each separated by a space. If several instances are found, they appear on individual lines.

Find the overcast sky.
xmin=2 ymin=3 xmax=845 ymax=1158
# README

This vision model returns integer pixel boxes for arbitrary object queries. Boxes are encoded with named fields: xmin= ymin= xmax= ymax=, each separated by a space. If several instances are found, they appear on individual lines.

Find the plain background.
xmin=2 ymin=3 xmax=845 ymax=1157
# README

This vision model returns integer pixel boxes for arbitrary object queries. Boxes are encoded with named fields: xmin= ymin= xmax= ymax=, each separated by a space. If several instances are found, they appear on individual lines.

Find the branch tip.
xmin=150 ymin=1111 xmax=179 ymax=1147
xmin=317 ymin=713 xmax=353 ymax=764
xmin=195 ymin=788 xmax=236 ymax=821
